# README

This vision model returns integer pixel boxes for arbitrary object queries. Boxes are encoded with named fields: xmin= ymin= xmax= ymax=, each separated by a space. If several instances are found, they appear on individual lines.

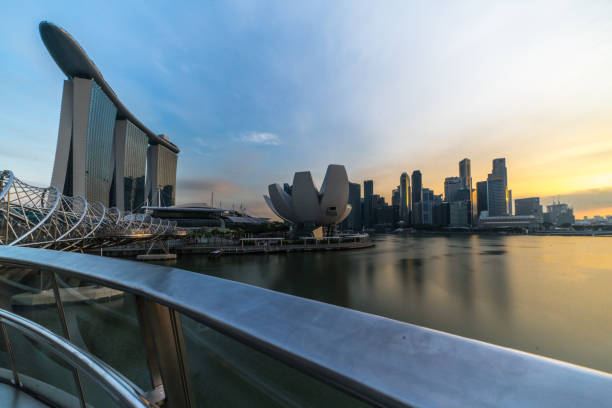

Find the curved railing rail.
xmin=0 ymin=308 xmax=149 ymax=408
xmin=0 ymin=170 xmax=183 ymax=250
xmin=1 ymin=246 xmax=612 ymax=407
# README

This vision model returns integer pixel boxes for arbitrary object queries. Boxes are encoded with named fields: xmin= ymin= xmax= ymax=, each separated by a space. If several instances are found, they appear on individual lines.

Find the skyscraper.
xmin=508 ymin=189 xmax=513 ymax=215
xmin=399 ymin=172 xmax=410 ymax=222
xmin=459 ymin=158 xmax=472 ymax=193
xmin=422 ymin=188 xmax=434 ymax=224
xmin=486 ymin=178 xmax=507 ymax=216
xmin=364 ymin=180 xmax=374 ymax=198
xmin=515 ymin=197 xmax=542 ymax=218
xmin=344 ymin=182 xmax=362 ymax=231
xmin=411 ymin=170 xmax=422 ymax=224
xmin=487 ymin=158 xmax=509 ymax=216
xmin=392 ymin=188 xmax=400 ymax=206
xmin=146 ymin=143 xmax=178 ymax=207
xmin=111 ymin=120 xmax=148 ymax=211
xmin=476 ymin=181 xmax=488 ymax=216
xmin=444 ymin=177 xmax=462 ymax=202
xmin=363 ymin=180 xmax=375 ymax=228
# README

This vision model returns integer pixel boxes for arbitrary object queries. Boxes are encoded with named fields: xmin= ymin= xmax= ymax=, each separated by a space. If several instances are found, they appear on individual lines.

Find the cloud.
xmin=239 ymin=132 xmax=281 ymax=146
xmin=177 ymin=178 xmax=239 ymax=196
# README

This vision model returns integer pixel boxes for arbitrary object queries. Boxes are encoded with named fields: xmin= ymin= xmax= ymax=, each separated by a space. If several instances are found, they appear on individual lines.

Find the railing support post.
xmin=137 ymin=297 xmax=194 ymax=408
xmin=0 ymin=321 xmax=20 ymax=387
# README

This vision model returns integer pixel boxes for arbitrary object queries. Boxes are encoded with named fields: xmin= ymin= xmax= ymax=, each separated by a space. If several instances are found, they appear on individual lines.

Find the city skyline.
xmin=2 ymin=2 xmax=612 ymax=218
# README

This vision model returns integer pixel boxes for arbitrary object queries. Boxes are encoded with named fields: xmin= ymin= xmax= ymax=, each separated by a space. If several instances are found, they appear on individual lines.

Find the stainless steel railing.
xmin=1 ymin=245 xmax=612 ymax=407
xmin=0 ymin=308 xmax=149 ymax=408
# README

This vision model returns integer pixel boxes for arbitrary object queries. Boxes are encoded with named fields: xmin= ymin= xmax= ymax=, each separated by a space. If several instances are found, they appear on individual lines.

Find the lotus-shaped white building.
xmin=264 ymin=165 xmax=352 ymax=228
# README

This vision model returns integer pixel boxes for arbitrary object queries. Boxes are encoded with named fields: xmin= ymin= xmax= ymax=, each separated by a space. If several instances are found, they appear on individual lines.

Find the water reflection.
xmin=171 ymin=235 xmax=612 ymax=374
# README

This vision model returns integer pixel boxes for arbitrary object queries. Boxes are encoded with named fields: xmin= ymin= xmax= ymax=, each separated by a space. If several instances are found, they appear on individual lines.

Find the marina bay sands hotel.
xmin=40 ymin=21 xmax=179 ymax=211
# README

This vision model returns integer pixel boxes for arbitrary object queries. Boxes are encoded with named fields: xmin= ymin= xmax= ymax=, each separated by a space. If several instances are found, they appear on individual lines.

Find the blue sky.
xmin=2 ymin=1 xmax=612 ymax=217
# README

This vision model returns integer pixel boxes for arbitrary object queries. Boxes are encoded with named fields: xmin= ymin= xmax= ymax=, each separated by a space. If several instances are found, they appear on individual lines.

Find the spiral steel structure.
xmin=0 ymin=170 xmax=181 ymax=250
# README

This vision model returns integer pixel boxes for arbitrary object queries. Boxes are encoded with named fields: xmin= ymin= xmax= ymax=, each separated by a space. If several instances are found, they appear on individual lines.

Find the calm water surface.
xmin=171 ymin=234 xmax=612 ymax=374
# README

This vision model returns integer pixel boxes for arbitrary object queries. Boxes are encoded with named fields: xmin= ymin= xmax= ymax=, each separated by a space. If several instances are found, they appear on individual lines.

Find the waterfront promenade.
xmin=102 ymin=238 xmax=375 ymax=257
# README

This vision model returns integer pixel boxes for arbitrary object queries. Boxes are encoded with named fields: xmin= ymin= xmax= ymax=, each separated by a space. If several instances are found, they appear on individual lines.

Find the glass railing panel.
xmin=78 ymin=368 xmax=121 ymax=408
xmin=0 ymin=264 xmax=63 ymax=334
xmin=0 ymin=329 xmax=12 ymax=383
xmin=54 ymin=273 xmax=153 ymax=391
xmin=180 ymin=313 xmax=370 ymax=408
xmin=5 ymin=325 xmax=81 ymax=408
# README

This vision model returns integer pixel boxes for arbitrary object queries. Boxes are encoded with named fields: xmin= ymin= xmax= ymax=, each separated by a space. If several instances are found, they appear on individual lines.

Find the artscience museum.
xmin=264 ymin=165 xmax=352 ymax=234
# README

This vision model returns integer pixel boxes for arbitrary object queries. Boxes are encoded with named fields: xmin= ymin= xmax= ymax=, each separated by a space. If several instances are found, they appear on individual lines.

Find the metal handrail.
xmin=0 ymin=308 xmax=149 ymax=408
xmin=1 ymin=246 xmax=612 ymax=407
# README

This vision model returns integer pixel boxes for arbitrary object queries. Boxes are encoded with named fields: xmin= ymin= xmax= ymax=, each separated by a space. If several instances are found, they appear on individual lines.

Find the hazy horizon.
xmin=2 ymin=1 xmax=611 ymax=218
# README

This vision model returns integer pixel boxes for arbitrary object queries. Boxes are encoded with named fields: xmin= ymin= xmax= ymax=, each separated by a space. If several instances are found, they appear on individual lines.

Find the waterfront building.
xmin=486 ymin=178 xmax=507 ymax=216
xmin=508 ymin=190 xmax=513 ymax=215
xmin=364 ymin=180 xmax=374 ymax=198
xmin=399 ymin=172 xmax=410 ymax=222
xmin=492 ymin=158 xmax=508 ymax=185
xmin=41 ymin=21 xmax=179 ymax=210
xmin=422 ymin=188 xmax=434 ymax=225
xmin=515 ymin=197 xmax=542 ymax=219
xmin=111 ymin=120 xmax=147 ymax=211
xmin=478 ymin=213 xmax=542 ymax=231
xmin=476 ymin=181 xmax=488 ymax=217
xmin=412 ymin=202 xmax=423 ymax=225
xmin=545 ymin=201 xmax=575 ymax=226
xmin=411 ymin=171 xmax=422 ymax=224
xmin=264 ymin=165 xmax=351 ymax=235
xmin=375 ymin=203 xmax=395 ymax=227
xmin=392 ymin=187 xmax=400 ymax=206
xmin=444 ymin=177 xmax=462 ymax=202
xmin=433 ymin=202 xmax=450 ymax=226
xmin=488 ymin=158 xmax=509 ymax=214
xmin=146 ymin=143 xmax=178 ymax=207
xmin=450 ymin=201 xmax=469 ymax=227
xmin=459 ymin=158 xmax=472 ymax=193
xmin=342 ymin=182 xmax=362 ymax=231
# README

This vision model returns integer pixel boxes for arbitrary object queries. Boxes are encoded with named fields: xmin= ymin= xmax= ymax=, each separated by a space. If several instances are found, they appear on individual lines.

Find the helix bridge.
xmin=0 ymin=170 xmax=183 ymax=251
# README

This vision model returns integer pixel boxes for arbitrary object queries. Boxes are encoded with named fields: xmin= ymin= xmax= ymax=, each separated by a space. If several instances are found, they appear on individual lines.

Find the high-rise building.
xmin=450 ymin=201 xmax=469 ymax=226
xmin=486 ymin=178 xmax=507 ymax=216
xmin=41 ymin=22 xmax=179 ymax=210
xmin=492 ymin=158 xmax=508 ymax=184
xmin=411 ymin=171 xmax=422 ymax=224
xmin=487 ymin=158 xmax=509 ymax=216
xmin=399 ymin=172 xmax=410 ymax=222
xmin=111 ymin=120 xmax=148 ymax=211
xmin=459 ymin=158 xmax=472 ymax=193
xmin=392 ymin=187 xmax=400 ymax=206
xmin=476 ymin=181 xmax=488 ymax=216
xmin=146 ymin=144 xmax=178 ymax=207
xmin=362 ymin=180 xmax=375 ymax=228
xmin=342 ymin=182 xmax=362 ymax=231
xmin=283 ymin=183 xmax=292 ymax=195
xmin=444 ymin=177 xmax=462 ymax=202
xmin=364 ymin=180 xmax=374 ymax=198
xmin=422 ymin=188 xmax=434 ymax=225
xmin=508 ymin=190 xmax=513 ymax=215
xmin=433 ymin=202 xmax=450 ymax=226
xmin=515 ymin=197 xmax=542 ymax=219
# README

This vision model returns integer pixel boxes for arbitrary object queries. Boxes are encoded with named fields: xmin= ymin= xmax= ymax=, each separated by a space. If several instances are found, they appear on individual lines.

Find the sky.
xmin=1 ymin=0 xmax=612 ymax=218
